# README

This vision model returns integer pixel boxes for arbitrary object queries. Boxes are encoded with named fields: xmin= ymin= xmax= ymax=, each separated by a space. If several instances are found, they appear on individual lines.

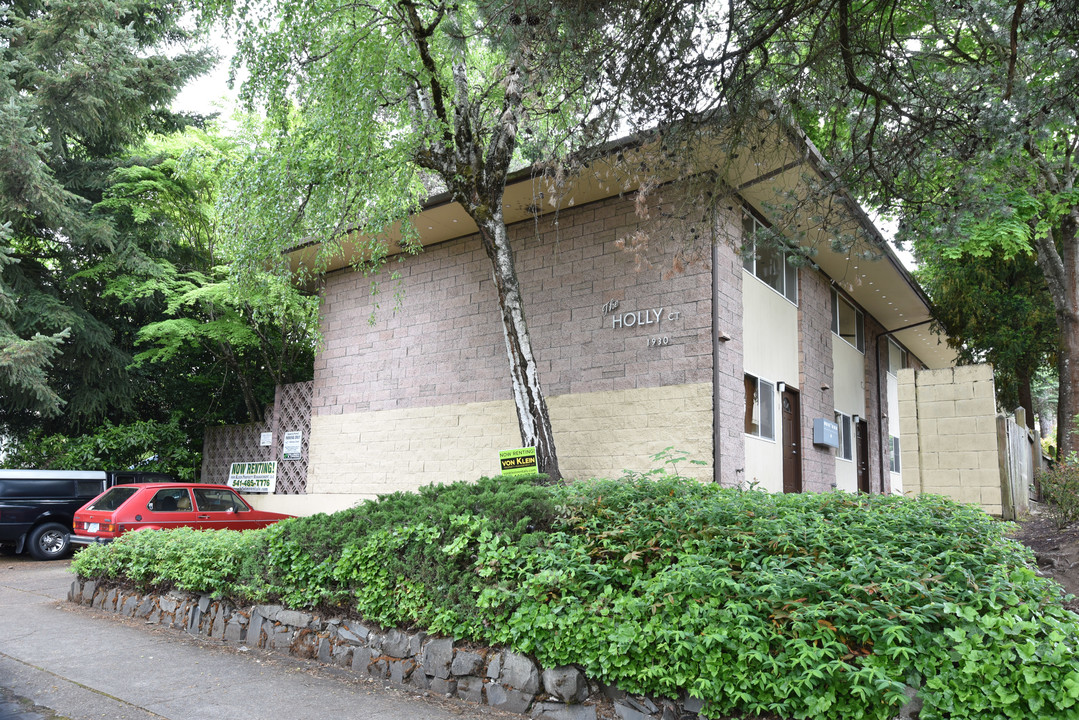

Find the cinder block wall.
xmin=864 ymin=317 xmax=888 ymax=495
xmin=798 ymin=269 xmax=837 ymax=493
xmin=711 ymin=211 xmax=746 ymax=487
xmin=310 ymin=190 xmax=723 ymax=496
xmin=898 ymin=365 xmax=1002 ymax=515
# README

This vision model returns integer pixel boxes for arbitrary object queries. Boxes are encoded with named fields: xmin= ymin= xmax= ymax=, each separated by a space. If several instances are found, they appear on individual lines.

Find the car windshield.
xmin=86 ymin=486 xmax=139 ymax=512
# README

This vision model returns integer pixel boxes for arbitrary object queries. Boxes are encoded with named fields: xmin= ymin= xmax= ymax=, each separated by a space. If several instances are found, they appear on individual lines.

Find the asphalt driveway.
xmin=0 ymin=554 xmax=510 ymax=720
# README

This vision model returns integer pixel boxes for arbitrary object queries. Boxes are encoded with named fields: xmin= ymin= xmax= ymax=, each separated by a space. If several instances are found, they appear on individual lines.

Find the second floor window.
xmin=888 ymin=340 xmax=909 ymax=376
xmin=831 ymin=288 xmax=865 ymax=352
xmin=742 ymin=212 xmax=798 ymax=304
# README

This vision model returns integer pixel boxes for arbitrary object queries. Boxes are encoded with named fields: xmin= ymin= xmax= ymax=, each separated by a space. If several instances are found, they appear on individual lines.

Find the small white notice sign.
xmin=282 ymin=430 xmax=303 ymax=460
xmin=260 ymin=432 xmax=273 ymax=447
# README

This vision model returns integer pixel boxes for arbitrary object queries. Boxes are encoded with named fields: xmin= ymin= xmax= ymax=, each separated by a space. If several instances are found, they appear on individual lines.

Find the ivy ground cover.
xmin=72 ymin=472 xmax=1079 ymax=720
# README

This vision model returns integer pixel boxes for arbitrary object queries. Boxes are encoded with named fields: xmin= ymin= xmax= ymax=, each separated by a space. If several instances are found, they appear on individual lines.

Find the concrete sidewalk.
xmin=0 ymin=555 xmax=507 ymax=720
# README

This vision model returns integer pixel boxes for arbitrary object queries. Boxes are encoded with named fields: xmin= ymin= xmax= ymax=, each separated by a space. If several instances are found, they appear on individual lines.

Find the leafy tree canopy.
xmin=4 ymin=122 xmax=318 ymax=471
xmin=0 ymin=0 xmax=215 ymax=428
xmin=95 ymin=128 xmax=319 ymax=425
xmin=0 ymin=419 xmax=200 ymax=480
xmin=916 ymin=246 xmax=1057 ymax=418
xmin=201 ymin=0 xmax=704 ymax=478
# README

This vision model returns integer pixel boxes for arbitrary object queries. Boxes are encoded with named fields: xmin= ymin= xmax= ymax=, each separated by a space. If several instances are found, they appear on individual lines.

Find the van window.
xmin=77 ymin=480 xmax=105 ymax=498
xmin=0 ymin=480 xmax=73 ymax=499
xmin=86 ymin=487 xmax=139 ymax=512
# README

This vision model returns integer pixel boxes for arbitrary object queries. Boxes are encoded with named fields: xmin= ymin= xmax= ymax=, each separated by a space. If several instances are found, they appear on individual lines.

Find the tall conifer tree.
xmin=0 ymin=0 xmax=214 ymax=432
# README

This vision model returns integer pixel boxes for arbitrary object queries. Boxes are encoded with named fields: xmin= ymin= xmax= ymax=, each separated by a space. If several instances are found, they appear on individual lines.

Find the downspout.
xmin=875 ymin=319 xmax=934 ymax=493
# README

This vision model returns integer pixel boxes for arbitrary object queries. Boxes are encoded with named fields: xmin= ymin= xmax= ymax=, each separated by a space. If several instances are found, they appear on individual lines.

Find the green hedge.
xmin=72 ymin=472 xmax=1079 ymax=720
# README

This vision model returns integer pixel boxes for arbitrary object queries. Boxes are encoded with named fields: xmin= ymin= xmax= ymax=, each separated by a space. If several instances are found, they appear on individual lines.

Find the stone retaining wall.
xmin=68 ymin=579 xmax=704 ymax=720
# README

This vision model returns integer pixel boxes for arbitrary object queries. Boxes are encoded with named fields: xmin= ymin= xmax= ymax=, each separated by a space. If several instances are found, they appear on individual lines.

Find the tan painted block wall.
xmin=898 ymin=364 xmax=1003 ymax=515
xmin=551 ymin=383 xmax=713 ymax=482
xmin=307 ymin=383 xmax=714 ymax=501
xmin=246 ymin=492 xmax=368 ymax=517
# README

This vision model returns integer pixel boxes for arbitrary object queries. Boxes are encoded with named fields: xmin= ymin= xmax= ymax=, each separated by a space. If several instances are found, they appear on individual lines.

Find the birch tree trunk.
xmin=399 ymin=6 xmax=561 ymax=480
xmin=472 ymin=210 xmax=561 ymax=481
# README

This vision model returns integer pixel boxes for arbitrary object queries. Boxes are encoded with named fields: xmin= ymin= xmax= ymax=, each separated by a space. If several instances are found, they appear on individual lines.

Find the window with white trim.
xmin=742 ymin=212 xmax=798 ymax=304
xmin=889 ymin=435 xmax=902 ymax=472
xmin=834 ymin=411 xmax=853 ymax=461
xmin=887 ymin=340 xmax=909 ymax=376
xmin=831 ymin=288 xmax=865 ymax=352
xmin=744 ymin=374 xmax=775 ymax=440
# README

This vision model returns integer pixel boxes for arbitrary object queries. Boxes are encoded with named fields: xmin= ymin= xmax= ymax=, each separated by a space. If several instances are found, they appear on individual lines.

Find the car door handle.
xmin=197 ymin=514 xmax=211 ymax=519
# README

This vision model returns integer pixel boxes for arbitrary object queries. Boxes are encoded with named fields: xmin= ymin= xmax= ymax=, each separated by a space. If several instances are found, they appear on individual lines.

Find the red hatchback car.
xmin=71 ymin=483 xmax=292 ymax=545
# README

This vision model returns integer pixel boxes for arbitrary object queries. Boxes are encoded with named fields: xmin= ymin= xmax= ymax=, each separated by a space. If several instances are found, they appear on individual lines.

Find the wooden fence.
xmin=997 ymin=409 xmax=1039 ymax=521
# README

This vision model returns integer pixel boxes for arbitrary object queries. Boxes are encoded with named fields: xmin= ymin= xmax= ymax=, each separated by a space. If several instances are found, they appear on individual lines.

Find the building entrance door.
xmin=781 ymin=388 xmax=802 ymax=494
xmin=856 ymin=419 xmax=870 ymax=494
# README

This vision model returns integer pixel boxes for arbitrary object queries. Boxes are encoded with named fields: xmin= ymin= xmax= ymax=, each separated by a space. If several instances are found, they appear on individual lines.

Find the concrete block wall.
xmin=798 ymin=269 xmax=837 ymax=492
xmin=711 ymin=210 xmax=746 ymax=487
xmin=549 ymin=383 xmax=714 ymax=482
xmin=311 ymin=190 xmax=719 ymax=493
xmin=308 ymin=383 xmax=714 ymax=499
xmin=897 ymin=364 xmax=1003 ymax=515
xmin=308 ymin=397 xmax=520 ymax=498
xmin=315 ymin=192 xmax=714 ymax=414
xmin=863 ymin=316 xmax=888 ymax=494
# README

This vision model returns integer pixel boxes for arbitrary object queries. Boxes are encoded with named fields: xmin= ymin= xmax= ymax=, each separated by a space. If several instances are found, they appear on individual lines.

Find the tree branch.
xmin=1024 ymin=134 xmax=1062 ymax=192
xmin=482 ymin=61 xmax=523 ymax=199
xmin=1003 ymin=0 xmax=1025 ymax=101
xmin=399 ymin=0 xmax=451 ymax=142
xmin=837 ymin=0 xmax=907 ymax=118
xmin=451 ymin=61 xmax=476 ymax=172
xmin=1031 ymin=222 xmax=1069 ymax=316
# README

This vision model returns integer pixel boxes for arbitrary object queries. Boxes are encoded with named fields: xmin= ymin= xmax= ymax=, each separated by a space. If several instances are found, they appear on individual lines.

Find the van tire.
xmin=27 ymin=522 xmax=71 ymax=560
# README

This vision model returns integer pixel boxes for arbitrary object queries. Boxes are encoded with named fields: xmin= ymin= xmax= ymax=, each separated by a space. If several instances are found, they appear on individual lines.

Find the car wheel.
xmin=28 ymin=522 xmax=71 ymax=561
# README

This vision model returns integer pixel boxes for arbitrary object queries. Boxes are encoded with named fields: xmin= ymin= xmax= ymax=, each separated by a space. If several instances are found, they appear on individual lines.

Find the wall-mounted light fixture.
xmin=777 ymin=382 xmax=786 ymax=393
xmin=853 ymin=414 xmax=861 ymax=424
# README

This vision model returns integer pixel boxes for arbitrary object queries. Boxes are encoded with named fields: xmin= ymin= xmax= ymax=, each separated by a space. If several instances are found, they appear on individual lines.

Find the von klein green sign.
xmin=499 ymin=446 xmax=538 ymax=476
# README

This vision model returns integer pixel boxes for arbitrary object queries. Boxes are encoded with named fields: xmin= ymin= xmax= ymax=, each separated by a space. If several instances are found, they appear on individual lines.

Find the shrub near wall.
xmin=72 ymin=473 xmax=1079 ymax=720
xmin=1041 ymin=459 xmax=1079 ymax=529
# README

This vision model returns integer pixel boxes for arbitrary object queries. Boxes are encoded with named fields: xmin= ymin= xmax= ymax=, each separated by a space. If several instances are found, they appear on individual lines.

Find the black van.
xmin=0 ymin=470 xmax=173 ymax=560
